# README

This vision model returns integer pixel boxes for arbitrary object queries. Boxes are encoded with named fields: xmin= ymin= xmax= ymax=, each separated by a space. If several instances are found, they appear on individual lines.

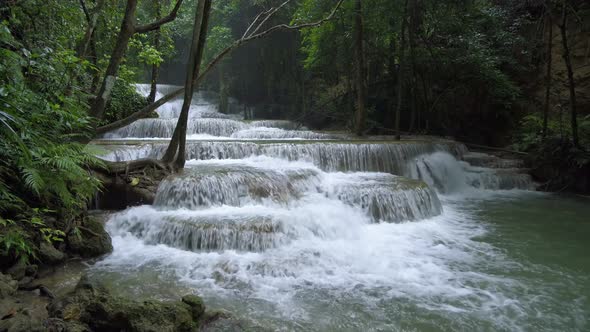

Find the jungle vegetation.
xmin=0 ymin=0 xmax=588 ymax=263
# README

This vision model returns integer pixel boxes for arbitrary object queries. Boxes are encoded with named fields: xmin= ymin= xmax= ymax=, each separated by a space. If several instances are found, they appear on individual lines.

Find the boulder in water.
xmin=38 ymin=241 xmax=65 ymax=264
xmin=182 ymin=294 xmax=206 ymax=320
xmin=67 ymin=217 xmax=112 ymax=258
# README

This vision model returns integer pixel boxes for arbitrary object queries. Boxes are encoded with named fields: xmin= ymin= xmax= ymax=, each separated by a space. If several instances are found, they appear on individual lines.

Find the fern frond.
xmin=21 ymin=167 xmax=45 ymax=195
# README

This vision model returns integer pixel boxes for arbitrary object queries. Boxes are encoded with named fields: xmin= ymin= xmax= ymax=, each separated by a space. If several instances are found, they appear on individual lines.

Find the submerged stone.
xmin=182 ymin=295 xmax=206 ymax=320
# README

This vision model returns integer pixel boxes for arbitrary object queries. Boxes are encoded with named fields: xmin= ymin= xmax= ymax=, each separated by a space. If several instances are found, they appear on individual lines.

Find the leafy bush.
xmin=513 ymin=113 xmax=590 ymax=193
xmin=102 ymin=78 xmax=150 ymax=125
xmin=1 ymin=13 xmax=103 ymax=263
xmin=513 ymin=113 xmax=590 ymax=152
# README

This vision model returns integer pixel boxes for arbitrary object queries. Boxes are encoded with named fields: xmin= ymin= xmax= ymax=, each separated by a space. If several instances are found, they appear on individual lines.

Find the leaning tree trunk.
xmin=89 ymin=0 xmax=138 ymax=119
xmin=77 ymin=0 xmax=106 ymax=59
xmin=353 ymin=0 xmax=367 ymax=136
xmin=161 ymin=0 xmax=211 ymax=169
xmin=148 ymin=0 xmax=162 ymax=104
xmin=395 ymin=0 xmax=409 ymax=140
xmin=88 ymin=0 xmax=183 ymax=121
xmin=558 ymin=2 xmax=579 ymax=148
xmin=543 ymin=12 xmax=553 ymax=139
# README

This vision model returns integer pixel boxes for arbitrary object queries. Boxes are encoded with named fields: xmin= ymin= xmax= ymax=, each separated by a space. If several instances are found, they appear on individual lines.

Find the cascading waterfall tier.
xmin=322 ymin=172 xmax=442 ymax=222
xmin=101 ymin=140 xmax=466 ymax=175
xmin=462 ymin=152 xmax=525 ymax=168
xmin=108 ymin=206 xmax=286 ymax=252
xmin=104 ymin=118 xmax=248 ymax=138
xmin=230 ymin=127 xmax=338 ymax=139
xmin=408 ymin=151 xmax=535 ymax=192
xmin=154 ymin=162 xmax=322 ymax=209
xmin=249 ymin=120 xmax=305 ymax=130
xmin=149 ymin=157 xmax=443 ymax=224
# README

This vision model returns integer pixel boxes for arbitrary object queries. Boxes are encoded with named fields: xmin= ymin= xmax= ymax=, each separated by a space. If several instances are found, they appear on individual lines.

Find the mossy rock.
xmin=0 ymin=311 xmax=45 ymax=332
xmin=38 ymin=241 xmax=66 ymax=264
xmin=182 ymin=295 xmax=206 ymax=320
xmin=48 ymin=277 xmax=204 ymax=332
xmin=67 ymin=217 xmax=113 ymax=258
xmin=0 ymin=272 xmax=18 ymax=299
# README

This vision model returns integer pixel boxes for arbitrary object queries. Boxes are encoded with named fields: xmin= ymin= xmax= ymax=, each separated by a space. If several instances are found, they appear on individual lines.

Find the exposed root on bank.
xmin=93 ymin=157 xmax=181 ymax=208
xmin=101 ymin=158 xmax=170 ymax=174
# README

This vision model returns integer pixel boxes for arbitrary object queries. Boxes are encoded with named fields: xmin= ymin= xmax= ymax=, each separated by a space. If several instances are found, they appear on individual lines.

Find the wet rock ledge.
xmin=0 ymin=214 xmax=264 ymax=331
xmin=1 ymin=273 xmax=264 ymax=332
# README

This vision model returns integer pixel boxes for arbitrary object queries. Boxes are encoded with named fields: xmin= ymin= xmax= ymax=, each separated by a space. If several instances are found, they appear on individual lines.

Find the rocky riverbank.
xmin=0 ymin=214 xmax=262 ymax=332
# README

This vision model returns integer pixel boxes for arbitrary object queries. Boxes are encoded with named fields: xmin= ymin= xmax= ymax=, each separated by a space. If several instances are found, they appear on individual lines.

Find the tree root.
xmin=101 ymin=158 xmax=169 ymax=175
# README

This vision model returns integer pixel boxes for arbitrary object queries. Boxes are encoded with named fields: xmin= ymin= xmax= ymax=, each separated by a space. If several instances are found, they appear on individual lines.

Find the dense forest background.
xmin=0 ymin=0 xmax=589 ymax=264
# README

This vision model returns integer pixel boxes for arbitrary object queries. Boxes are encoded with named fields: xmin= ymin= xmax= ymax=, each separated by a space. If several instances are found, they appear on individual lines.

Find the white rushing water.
xmin=89 ymin=85 xmax=557 ymax=331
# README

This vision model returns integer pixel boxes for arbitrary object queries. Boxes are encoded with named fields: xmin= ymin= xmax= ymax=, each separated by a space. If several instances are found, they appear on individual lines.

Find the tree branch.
xmin=242 ymin=7 xmax=273 ymax=39
xmin=248 ymin=0 xmax=292 ymax=37
xmin=135 ymin=0 xmax=184 ymax=33
xmin=95 ymin=0 xmax=344 ymax=136
xmin=245 ymin=0 xmax=344 ymax=41
xmin=79 ymin=0 xmax=91 ymax=23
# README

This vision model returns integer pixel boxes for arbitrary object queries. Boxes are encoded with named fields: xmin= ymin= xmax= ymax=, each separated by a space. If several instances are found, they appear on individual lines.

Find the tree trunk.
xmin=89 ymin=0 xmax=138 ymax=120
xmin=387 ymin=17 xmax=397 ymax=130
xmin=408 ymin=0 xmax=417 ymax=133
xmin=148 ymin=1 xmax=162 ymax=104
xmin=89 ymin=30 xmax=101 ymax=94
xmin=395 ymin=0 xmax=409 ymax=140
xmin=162 ymin=0 xmax=211 ymax=169
xmin=76 ymin=0 xmax=105 ymax=58
xmin=559 ymin=2 xmax=579 ymax=148
xmin=543 ymin=12 xmax=553 ymax=139
xmin=218 ymin=63 xmax=229 ymax=114
xmin=353 ymin=0 xmax=367 ymax=136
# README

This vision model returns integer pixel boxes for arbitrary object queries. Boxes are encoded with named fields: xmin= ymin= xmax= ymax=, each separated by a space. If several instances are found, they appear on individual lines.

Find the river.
xmin=85 ymin=86 xmax=589 ymax=331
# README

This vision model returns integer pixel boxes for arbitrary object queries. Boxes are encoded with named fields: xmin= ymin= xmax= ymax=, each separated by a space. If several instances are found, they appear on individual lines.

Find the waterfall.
xmin=230 ymin=127 xmax=338 ymax=139
xmin=151 ymin=158 xmax=443 ymax=223
xmin=107 ymin=206 xmax=287 ymax=251
xmin=97 ymin=85 xmax=535 ymax=256
xmin=154 ymin=161 xmax=322 ymax=209
xmin=250 ymin=120 xmax=304 ymax=130
xmin=86 ymin=82 xmax=562 ymax=332
xmin=322 ymin=172 xmax=442 ymax=222
xmin=104 ymin=118 xmax=248 ymax=138
xmin=408 ymin=152 xmax=535 ymax=192
xmin=101 ymin=141 xmax=466 ymax=174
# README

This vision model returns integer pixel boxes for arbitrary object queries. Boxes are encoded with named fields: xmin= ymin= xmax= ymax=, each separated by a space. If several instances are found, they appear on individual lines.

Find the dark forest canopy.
xmin=0 ymin=0 xmax=589 ymax=263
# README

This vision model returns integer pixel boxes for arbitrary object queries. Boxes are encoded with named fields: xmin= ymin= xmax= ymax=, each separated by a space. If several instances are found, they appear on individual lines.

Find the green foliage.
xmin=292 ymin=0 xmax=524 ymax=134
xmin=130 ymin=35 xmax=165 ymax=66
xmin=514 ymin=113 xmax=590 ymax=150
xmin=0 ymin=225 xmax=35 ymax=263
xmin=103 ymin=79 xmax=150 ymax=125
xmin=0 ymin=3 xmax=104 ymax=263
